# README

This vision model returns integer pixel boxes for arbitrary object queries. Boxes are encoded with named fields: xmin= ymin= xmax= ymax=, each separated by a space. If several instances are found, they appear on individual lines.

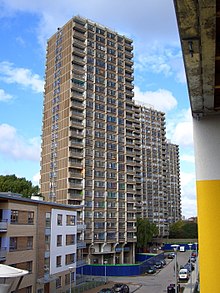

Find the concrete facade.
xmin=40 ymin=15 xmax=181 ymax=265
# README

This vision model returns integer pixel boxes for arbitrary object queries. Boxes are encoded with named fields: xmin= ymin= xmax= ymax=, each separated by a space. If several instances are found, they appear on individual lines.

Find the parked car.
xmin=98 ymin=289 xmax=113 ymax=293
xmin=178 ymin=268 xmax=189 ymax=281
xmin=145 ymin=265 xmax=156 ymax=274
xmin=167 ymin=252 xmax=175 ymax=259
xmin=190 ymin=256 xmax=196 ymax=263
xmin=154 ymin=261 xmax=163 ymax=269
xmin=161 ymin=259 xmax=166 ymax=266
xmin=112 ymin=283 xmax=129 ymax=293
xmin=191 ymin=251 xmax=197 ymax=257
xmin=184 ymin=262 xmax=194 ymax=273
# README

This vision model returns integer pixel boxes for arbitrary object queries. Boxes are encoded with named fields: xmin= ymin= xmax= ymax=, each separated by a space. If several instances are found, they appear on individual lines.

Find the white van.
xmin=178 ymin=268 xmax=189 ymax=281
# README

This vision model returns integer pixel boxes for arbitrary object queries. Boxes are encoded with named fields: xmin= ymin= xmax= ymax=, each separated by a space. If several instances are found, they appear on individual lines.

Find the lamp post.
xmin=188 ymin=243 xmax=193 ymax=293
xmin=104 ymin=260 xmax=107 ymax=284
xmin=69 ymin=266 xmax=74 ymax=293
xmin=194 ymin=242 xmax=198 ymax=280
xmin=171 ymin=244 xmax=179 ymax=293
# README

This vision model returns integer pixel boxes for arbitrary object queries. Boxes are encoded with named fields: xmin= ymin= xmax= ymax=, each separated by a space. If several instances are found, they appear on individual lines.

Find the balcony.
xmin=125 ymin=65 xmax=133 ymax=73
xmin=72 ymin=39 xmax=85 ymax=51
xmin=72 ymin=56 xmax=85 ymax=66
xmin=72 ymin=47 xmax=85 ymax=57
xmin=70 ymin=139 xmax=83 ymax=147
xmin=77 ymin=241 xmax=86 ymax=249
xmin=70 ymin=131 xmax=84 ymax=139
xmin=73 ymin=30 xmax=86 ymax=41
xmin=68 ymin=182 xmax=83 ymax=189
xmin=76 ymin=260 xmax=86 ymax=268
xmin=125 ymin=59 xmax=134 ymax=67
xmin=73 ymin=21 xmax=86 ymax=33
xmin=124 ymin=42 xmax=133 ymax=51
xmin=0 ymin=220 xmax=8 ymax=232
xmin=68 ymin=192 xmax=82 ymax=200
xmin=125 ymin=51 xmax=134 ymax=58
xmin=77 ymin=223 xmax=87 ymax=231
xmin=70 ymin=118 xmax=84 ymax=128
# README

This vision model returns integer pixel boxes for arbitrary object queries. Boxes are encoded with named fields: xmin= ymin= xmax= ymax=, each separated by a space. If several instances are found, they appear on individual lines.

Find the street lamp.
xmin=104 ymin=260 xmax=107 ymax=284
xmin=188 ymin=243 xmax=193 ymax=293
xmin=69 ymin=266 xmax=74 ymax=293
xmin=171 ymin=244 xmax=179 ymax=293
xmin=194 ymin=242 xmax=198 ymax=280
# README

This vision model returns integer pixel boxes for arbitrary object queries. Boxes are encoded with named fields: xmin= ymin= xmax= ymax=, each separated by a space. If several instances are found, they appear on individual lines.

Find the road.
xmin=106 ymin=251 xmax=191 ymax=293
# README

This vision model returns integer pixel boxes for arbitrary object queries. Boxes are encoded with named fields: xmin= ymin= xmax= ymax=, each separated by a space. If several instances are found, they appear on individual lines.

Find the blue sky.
xmin=0 ymin=0 xmax=196 ymax=218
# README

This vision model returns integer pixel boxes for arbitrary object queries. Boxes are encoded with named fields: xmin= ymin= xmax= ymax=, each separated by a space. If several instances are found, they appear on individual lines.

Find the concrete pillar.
xmin=193 ymin=115 xmax=220 ymax=292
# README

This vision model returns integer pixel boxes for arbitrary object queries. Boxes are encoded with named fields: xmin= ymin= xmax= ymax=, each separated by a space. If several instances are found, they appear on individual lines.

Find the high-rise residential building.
xmin=137 ymin=105 xmax=181 ymax=236
xmin=40 ymin=15 xmax=181 ymax=265
xmin=139 ymin=105 xmax=168 ymax=236
xmin=165 ymin=142 xmax=181 ymax=223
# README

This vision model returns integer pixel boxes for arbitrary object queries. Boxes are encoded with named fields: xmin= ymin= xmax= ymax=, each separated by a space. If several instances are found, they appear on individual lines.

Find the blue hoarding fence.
xmin=80 ymin=252 xmax=165 ymax=277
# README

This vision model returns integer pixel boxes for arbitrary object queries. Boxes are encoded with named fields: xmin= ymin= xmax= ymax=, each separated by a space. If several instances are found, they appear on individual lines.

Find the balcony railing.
xmin=77 ymin=241 xmax=86 ymax=249
xmin=77 ymin=223 xmax=87 ymax=231
xmin=76 ymin=260 xmax=86 ymax=268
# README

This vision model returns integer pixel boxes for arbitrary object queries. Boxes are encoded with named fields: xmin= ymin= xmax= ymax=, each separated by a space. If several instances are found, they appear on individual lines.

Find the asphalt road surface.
xmin=106 ymin=251 xmax=192 ymax=293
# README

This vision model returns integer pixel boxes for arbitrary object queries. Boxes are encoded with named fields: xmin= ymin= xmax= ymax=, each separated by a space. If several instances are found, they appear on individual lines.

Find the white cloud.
xmin=181 ymin=171 xmax=195 ymax=189
xmin=135 ymin=43 xmax=186 ymax=83
xmin=0 ymin=61 xmax=44 ymax=93
xmin=180 ymin=171 xmax=197 ymax=218
xmin=181 ymin=154 xmax=195 ymax=164
xmin=0 ymin=0 xmax=180 ymax=52
xmin=134 ymin=86 xmax=177 ymax=112
xmin=33 ymin=172 xmax=40 ymax=186
xmin=172 ymin=121 xmax=193 ymax=146
xmin=167 ymin=108 xmax=194 ymax=147
xmin=0 ymin=123 xmax=41 ymax=161
xmin=181 ymin=197 xmax=197 ymax=218
xmin=0 ymin=88 xmax=13 ymax=102
xmin=0 ymin=0 xmax=178 ymax=38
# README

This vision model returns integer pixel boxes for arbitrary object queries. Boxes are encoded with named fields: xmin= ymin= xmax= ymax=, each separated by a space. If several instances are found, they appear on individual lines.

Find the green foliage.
xmin=169 ymin=220 xmax=198 ymax=239
xmin=136 ymin=218 xmax=159 ymax=249
xmin=0 ymin=174 xmax=39 ymax=198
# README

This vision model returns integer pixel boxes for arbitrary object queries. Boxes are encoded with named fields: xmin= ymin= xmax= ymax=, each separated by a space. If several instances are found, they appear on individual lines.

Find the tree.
xmin=169 ymin=220 xmax=198 ymax=239
xmin=0 ymin=174 xmax=39 ymax=198
xmin=136 ymin=218 xmax=159 ymax=250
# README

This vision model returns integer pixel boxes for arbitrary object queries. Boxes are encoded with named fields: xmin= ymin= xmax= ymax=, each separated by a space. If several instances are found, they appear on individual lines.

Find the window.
xmin=27 ymin=237 xmax=33 ymax=250
xmin=45 ymin=235 xmax=50 ymax=251
xmin=66 ymin=234 xmax=75 ymax=246
xmin=26 ymin=286 xmax=32 ymax=293
xmin=95 ymin=181 xmax=105 ymax=188
xmin=9 ymin=237 xmax=17 ymax=251
xmin=65 ymin=253 xmax=75 ymax=265
xmin=57 ymin=214 xmax=62 ymax=226
xmin=11 ymin=210 xmax=18 ymax=223
xmin=57 ymin=235 xmax=62 ymax=247
xmin=45 ymin=212 xmax=51 ymax=228
xmin=66 ymin=215 xmax=76 ymax=226
xmin=56 ymin=256 xmax=62 ymax=267
xmin=28 ymin=212 xmax=34 ymax=224
xmin=56 ymin=276 xmax=62 ymax=288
